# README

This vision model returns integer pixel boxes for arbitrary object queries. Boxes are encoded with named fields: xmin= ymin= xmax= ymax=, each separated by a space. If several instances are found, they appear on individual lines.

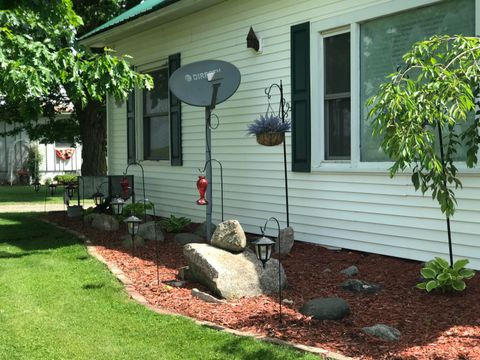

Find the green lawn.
xmin=0 ymin=185 xmax=64 ymax=204
xmin=0 ymin=213 xmax=318 ymax=360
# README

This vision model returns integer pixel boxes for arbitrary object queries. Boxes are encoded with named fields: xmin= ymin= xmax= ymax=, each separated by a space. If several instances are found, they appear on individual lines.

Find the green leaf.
xmin=416 ymin=282 xmax=427 ymax=290
xmin=459 ymin=268 xmax=475 ymax=279
xmin=453 ymin=259 xmax=469 ymax=271
xmin=451 ymin=279 xmax=466 ymax=291
xmin=434 ymin=257 xmax=450 ymax=269
xmin=420 ymin=268 xmax=436 ymax=279
xmin=426 ymin=280 xmax=438 ymax=292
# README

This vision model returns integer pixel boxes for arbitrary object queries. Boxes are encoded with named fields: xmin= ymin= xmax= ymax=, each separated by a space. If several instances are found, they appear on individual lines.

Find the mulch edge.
xmin=40 ymin=218 xmax=354 ymax=360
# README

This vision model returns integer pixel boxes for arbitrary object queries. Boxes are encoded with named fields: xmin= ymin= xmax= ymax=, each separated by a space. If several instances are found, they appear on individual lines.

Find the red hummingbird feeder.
xmin=196 ymin=175 xmax=208 ymax=205
xmin=120 ymin=176 xmax=130 ymax=199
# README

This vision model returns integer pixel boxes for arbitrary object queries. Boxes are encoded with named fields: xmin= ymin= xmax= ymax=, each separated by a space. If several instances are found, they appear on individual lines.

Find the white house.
xmin=81 ymin=0 xmax=480 ymax=269
xmin=0 ymin=116 xmax=82 ymax=184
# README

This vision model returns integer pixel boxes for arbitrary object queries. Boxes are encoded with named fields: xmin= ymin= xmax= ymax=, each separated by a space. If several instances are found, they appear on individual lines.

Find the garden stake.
xmin=437 ymin=125 xmax=454 ymax=267
xmin=265 ymin=81 xmax=290 ymax=227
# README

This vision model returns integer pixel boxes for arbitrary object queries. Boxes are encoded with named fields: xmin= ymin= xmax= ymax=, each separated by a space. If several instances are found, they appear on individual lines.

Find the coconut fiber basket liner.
xmin=256 ymin=132 xmax=284 ymax=146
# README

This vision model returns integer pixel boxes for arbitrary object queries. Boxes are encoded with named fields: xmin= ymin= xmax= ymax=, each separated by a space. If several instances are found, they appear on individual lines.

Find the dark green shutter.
xmin=168 ymin=53 xmax=182 ymax=166
xmin=291 ymin=22 xmax=311 ymax=172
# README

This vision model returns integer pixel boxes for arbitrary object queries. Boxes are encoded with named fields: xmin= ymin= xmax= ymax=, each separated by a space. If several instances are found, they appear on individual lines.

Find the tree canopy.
xmin=368 ymin=35 xmax=480 ymax=217
xmin=0 ymin=0 xmax=151 ymax=144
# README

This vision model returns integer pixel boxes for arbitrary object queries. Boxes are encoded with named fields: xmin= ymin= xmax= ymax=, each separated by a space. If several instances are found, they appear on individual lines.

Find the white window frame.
xmin=310 ymin=0 xmax=480 ymax=173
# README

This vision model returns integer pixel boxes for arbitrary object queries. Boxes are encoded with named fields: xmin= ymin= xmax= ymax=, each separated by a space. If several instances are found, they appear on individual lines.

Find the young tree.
xmin=0 ymin=0 xmax=150 ymax=175
xmin=368 ymin=35 xmax=480 ymax=265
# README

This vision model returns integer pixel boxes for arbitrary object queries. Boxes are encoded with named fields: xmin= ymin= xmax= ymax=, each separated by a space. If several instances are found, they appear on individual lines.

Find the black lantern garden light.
xmin=124 ymin=213 xmax=142 ymax=255
xmin=32 ymin=178 xmax=41 ymax=192
xmin=65 ymin=182 xmax=76 ymax=200
xmin=253 ymin=216 xmax=283 ymax=323
xmin=92 ymin=181 xmax=108 ymax=206
xmin=110 ymin=196 xmax=125 ymax=215
xmin=48 ymin=182 xmax=57 ymax=196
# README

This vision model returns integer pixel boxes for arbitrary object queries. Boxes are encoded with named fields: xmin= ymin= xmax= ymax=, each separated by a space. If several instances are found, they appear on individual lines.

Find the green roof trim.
xmin=80 ymin=0 xmax=179 ymax=40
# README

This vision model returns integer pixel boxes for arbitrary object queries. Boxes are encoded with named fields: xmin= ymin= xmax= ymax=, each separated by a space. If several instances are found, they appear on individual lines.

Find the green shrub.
xmin=160 ymin=215 xmax=191 ymax=233
xmin=54 ymin=174 xmax=78 ymax=184
xmin=26 ymin=145 xmax=42 ymax=180
xmin=416 ymin=257 xmax=475 ymax=293
xmin=122 ymin=202 xmax=153 ymax=218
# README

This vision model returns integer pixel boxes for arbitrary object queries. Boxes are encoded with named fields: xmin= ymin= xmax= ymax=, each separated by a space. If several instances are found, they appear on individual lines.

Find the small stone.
xmin=164 ymin=280 xmax=186 ymax=288
xmin=322 ymin=268 xmax=332 ymax=273
xmin=340 ymin=265 xmax=359 ymax=277
xmin=282 ymin=298 xmax=294 ymax=305
xmin=362 ymin=324 xmax=401 ymax=342
xmin=274 ymin=227 xmax=295 ymax=256
xmin=174 ymin=233 xmax=205 ymax=246
xmin=341 ymin=279 xmax=382 ymax=294
xmin=191 ymin=288 xmax=226 ymax=304
xmin=300 ymin=297 xmax=350 ymax=320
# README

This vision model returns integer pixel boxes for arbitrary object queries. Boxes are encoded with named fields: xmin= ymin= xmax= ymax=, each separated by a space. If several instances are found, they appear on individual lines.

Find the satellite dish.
xmin=169 ymin=60 xmax=241 ymax=107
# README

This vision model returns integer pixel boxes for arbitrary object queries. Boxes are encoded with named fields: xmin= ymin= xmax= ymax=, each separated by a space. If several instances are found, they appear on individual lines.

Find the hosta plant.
xmin=160 ymin=215 xmax=191 ymax=233
xmin=416 ymin=257 xmax=475 ymax=293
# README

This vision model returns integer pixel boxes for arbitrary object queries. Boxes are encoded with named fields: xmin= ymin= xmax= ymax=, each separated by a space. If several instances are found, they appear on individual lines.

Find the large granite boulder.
xmin=274 ymin=226 xmax=295 ymax=256
xmin=183 ymin=243 xmax=287 ymax=299
xmin=210 ymin=220 xmax=246 ymax=253
xmin=120 ymin=234 xmax=145 ymax=249
xmin=91 ymin=213 xmax=119 ymax=231
xmin=137 ymin=221 xmax=164 ymax=241
xmin=300 ymin=297 xmax=350 ymax=320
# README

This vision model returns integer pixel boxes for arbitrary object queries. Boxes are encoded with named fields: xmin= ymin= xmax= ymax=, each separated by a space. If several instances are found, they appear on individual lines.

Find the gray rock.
xmin=174 ymin=233 xmax=205 ymax=246
xmin=210 ymin=220 xmax=246 ymax=253
xmin=191 ymin=288 xmax=226 ymax=304
xmin=67 ymin=205 xmax=83 ymax=218
xmin=164 ymin=280 xmax=186 ymax=288
xmin=341 ymin=279 xmax=382 ymax=294
xmin=300 ymin=297 xmax=350 ymax=320
xmin=121 ymin=234 xmax=145 ymax=249
xmin=274 ymin=226 xmax=295 ymax=256
xmin=91 ymin=213 xmax=119 ymax=231
xmin=183 ymin=243 xmax=287 ymax=299
xmin=137 ymin=221 xmax=164 ymax=241
xmin=177 ymin=266 xmax=195 ymax=281
xmin=194 ymin=221 xmax=217 ymax=238
xmin=340 ymin=265 xmax=359 ymax=277
xmin=282 ymin=298 xmax=294 ymax=305
xmin=362 ymin=324 xmax=401 ymax=342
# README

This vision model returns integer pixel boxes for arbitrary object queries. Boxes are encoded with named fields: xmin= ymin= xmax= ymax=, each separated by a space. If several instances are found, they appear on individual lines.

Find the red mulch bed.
xmin=44 ymin=212 xmax=480 ymax=360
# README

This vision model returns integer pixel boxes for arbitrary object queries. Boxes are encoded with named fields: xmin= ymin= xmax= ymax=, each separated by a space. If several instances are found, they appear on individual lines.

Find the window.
xmin=308 ymin=0 xmax=476 ymax=169
xmin=324 ymin=32 xmax=350 ymax=160
xmin=143 ymin=67 xmax=170 ymax=160
xmin=127 ymin=90 xmax=136 ymax=164
xmin=359 ymin=0 xmax=475 ymax=161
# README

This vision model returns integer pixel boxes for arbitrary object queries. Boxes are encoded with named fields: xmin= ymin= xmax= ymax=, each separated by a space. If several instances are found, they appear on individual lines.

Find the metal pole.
xmin=205 ymin=107 xmax=213 ymax=241
xmin=437 ymin=125 xmax=454 ymax=267
xmin=279 ymin=81 xmax=290 ymax=227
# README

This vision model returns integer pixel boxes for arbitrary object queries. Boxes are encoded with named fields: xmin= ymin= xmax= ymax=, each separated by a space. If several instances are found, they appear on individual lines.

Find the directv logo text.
xmin=185 ymin=68 xmax=221 ymax=82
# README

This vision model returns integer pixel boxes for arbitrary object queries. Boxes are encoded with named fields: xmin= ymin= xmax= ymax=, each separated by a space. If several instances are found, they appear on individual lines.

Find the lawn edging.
xmin=41 ymin=218 xmax=353 ymax=360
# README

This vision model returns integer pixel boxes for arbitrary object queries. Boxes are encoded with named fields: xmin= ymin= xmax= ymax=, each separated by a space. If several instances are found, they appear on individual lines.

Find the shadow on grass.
xmin=0 ymin=213 xmax=80 ymax=252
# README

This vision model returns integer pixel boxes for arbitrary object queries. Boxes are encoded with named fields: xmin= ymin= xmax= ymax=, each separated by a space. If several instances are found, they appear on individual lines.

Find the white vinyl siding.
xmin=104 ymin=0 xmax=480 ymax=269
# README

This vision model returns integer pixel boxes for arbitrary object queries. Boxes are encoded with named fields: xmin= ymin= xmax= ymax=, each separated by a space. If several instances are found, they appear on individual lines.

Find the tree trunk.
xmin=76 ymin=99 xmax=107 ymax=176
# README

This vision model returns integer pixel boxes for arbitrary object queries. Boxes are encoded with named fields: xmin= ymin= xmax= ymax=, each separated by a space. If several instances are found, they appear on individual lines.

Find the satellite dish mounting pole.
xmin=205 ymin=106 xmax=213 ymax=241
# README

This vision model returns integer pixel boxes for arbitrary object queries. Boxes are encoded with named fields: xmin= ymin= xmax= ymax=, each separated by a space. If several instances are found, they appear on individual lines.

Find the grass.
xmin=0 ymin=213 xmax=318 ymax=360
xmin=0 ymin=185 xmax=64 ymax=204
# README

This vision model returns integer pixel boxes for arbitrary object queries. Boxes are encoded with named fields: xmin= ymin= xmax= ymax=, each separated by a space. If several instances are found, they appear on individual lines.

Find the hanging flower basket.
xmin=256 ymin=132 xmax=284 ymax=146
xmin=247 ymin=114 xmax=291 ymax=147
